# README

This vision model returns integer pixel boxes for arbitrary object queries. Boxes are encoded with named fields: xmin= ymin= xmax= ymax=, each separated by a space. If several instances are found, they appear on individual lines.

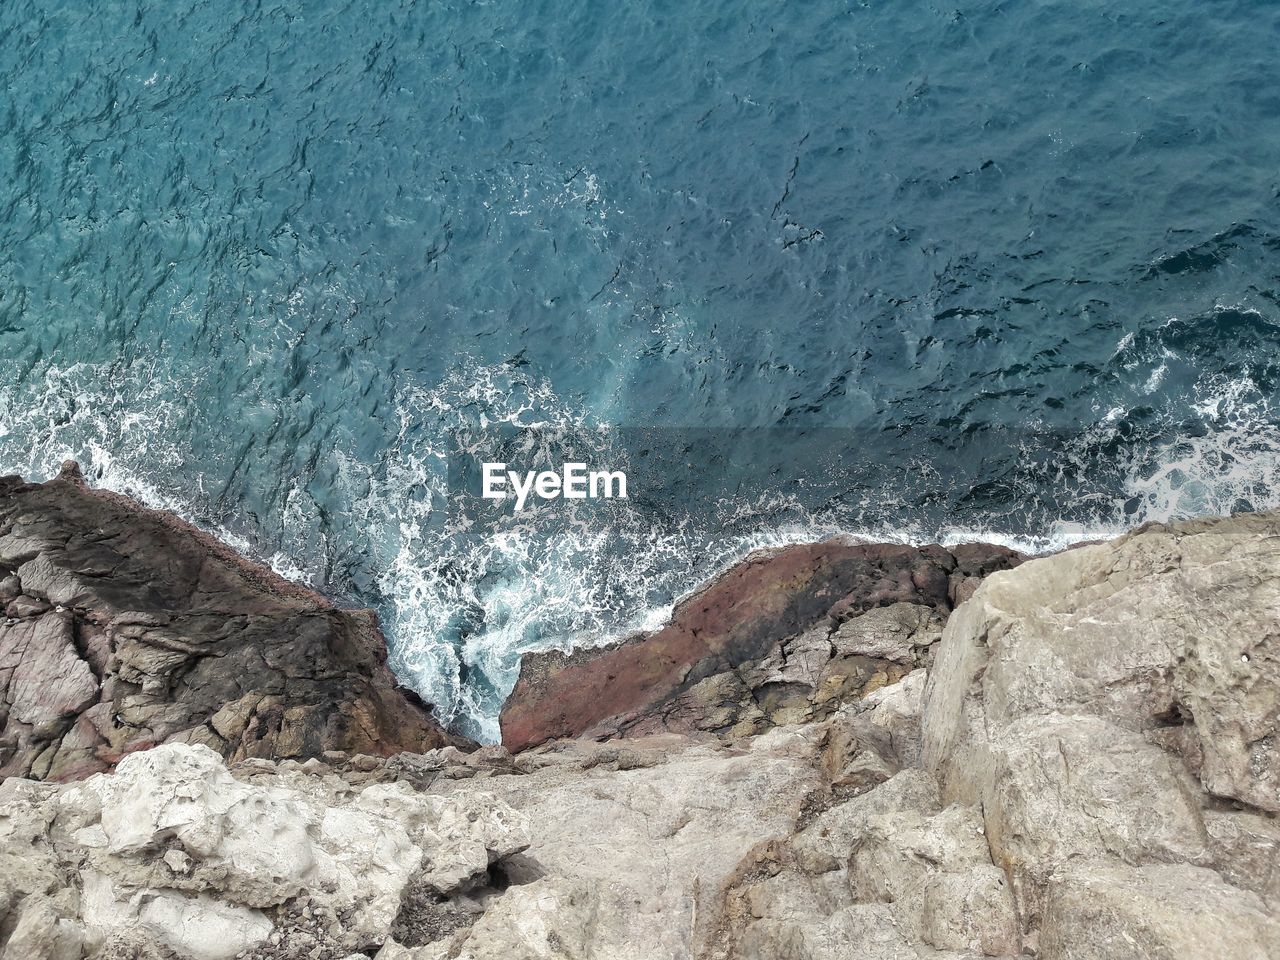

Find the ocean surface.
xmin=2 ymin=1 xmax=1278 ymax=739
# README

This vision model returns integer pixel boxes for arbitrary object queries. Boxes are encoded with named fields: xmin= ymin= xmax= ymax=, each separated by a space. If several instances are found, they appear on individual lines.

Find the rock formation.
xmin=0 ymin=742 xmax=528 ymax=960
xmin=0 ymin=464 xmax=463 ymax=783
xmin=500 ymin=540 xmax=1024 ymax=750
xmin=0 ymin=476 xmax=1277 ymax=959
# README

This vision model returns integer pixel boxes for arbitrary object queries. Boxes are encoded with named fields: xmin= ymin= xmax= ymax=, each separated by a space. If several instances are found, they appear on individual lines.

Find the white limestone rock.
xmin=0 ymin=742 xmax=533 ymax=958
xmin=2 ymin=895 xmax=85 ymax=960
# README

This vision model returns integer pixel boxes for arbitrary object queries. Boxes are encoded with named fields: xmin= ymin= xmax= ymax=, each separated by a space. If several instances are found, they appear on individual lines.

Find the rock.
xmin=920 ymin=867 xmax=1020 ymax=956
xmin=975 ymin=714 xmax=1210 ymax=920
xmin=790 ymin=768 xmax=941 ymax=875
xmin=828 ymin=602 xmax=942 ymax=663
xmin=921 ymin=510 xmax=1280 ymax=921
xmin=0 ymin=613 xmax=98 ymax=728
xmin=4 ymin=595 xmax=49 ymax=618
xmin=133 ymin=889 xmax=273 ymax=960
xmin=0 ymin=741 xmax=533 ymax=959
xmin=1203 ymin=809 xmax=1280 ymax=905
xmin=1039 ymin=862 xmax=1280 ymax=960
xmin=352 ymin=781 xmax=529 ymax=896
xmin=847 ymin=803 xmax=1018 ymax=953
xmin=1 ymin=474 xmax=1277 ymax=958
xmin=3 ymin=895 xmax=85 ymax=960
xmin=0 ymin=466 xmax=467 ymax=782
xmin=855 ymin=667 xmax=928 ymax=767
xmin=501 ymin=541 xmax=1023 ymax=751
xmin=442 ymin=879 xmax=599 ymax=960
xmin=847 ymin=804 xmax=992 ymax=904
xmin=718 ymin=510 xmax=1280 ymax=959
xmin=923 ymin=511 xmax=1280 ymax=813
xmin=736 ymin=902 xmax=925 ymax=960
xmin=430 ymin=728 xmax=830 ymax=959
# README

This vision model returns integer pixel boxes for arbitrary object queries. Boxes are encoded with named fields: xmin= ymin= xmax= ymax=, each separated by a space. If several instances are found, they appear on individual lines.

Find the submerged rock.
xmin=0 ymin=464 xmax=465 ymax=782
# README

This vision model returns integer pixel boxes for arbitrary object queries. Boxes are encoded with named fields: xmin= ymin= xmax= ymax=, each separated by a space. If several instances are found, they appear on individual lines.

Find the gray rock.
xmin=920 ymin=866 xmax=1019 ymax=957
xmin=1203 ymin=809 xmax=1280 ymax=905
xmin=1 ymin=483 xmax=1278 ymax=959
xmin=1039 ymin=862 xmax=1280 ymax=960
xmin=4 ymin=595 xmax=49 ymax=618
xmin=977 ymin=714 xmax=1210 ymax=920
xmin=0 ymin=613 xmax=98 ymax=728
xmin=923 ymin=511 xmax=1280 ymax=814
xmin=0 ymin=467 xmax=466 ymax=782
xmin=829 ymin=602 xmax=943 ymax=663
xmin=847 ymin=803 xmax=1017 ymax=952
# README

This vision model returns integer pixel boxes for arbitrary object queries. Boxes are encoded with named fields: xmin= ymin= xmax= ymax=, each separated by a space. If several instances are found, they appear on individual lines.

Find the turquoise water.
xmin=2 ymin=1 xmax=1278 ymax=738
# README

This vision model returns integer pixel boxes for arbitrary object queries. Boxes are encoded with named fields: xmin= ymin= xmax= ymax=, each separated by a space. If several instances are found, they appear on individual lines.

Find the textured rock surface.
xmin=1 ymin=483 xmax=1277 ymax=959
xmin=1039 ymin=862 xmax=1280 ymax=960
xmin=921 ymin=510 xmax=1280 ymax=925
xmin=0 ymin=742 xmax=530 ymax=960
xmin=0 ymin=465 xmax=464 ymax=782
xmin=500 ymin=540 xmax=1024 ymax=751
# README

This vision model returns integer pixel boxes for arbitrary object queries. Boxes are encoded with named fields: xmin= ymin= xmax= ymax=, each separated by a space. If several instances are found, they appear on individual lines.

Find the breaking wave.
xmin=2 ymin=336 xmax=1277 ymax=741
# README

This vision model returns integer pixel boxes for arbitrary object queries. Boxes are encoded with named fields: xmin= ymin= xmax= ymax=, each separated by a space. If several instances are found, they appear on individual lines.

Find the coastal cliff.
xmin=499 ymin=539 xmax=1025 ymax=750
xmin=0 ymin=464 xmax=463 ymax=783
xmin=0 ymin=476 xmax=1277 ymax=959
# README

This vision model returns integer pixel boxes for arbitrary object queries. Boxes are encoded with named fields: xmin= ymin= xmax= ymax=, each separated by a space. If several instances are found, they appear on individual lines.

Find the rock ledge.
xmin=0 ymin=464 xmax=464 ymax=782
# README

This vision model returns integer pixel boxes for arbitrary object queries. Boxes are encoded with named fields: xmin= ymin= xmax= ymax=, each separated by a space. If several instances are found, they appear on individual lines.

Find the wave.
xmin=1 ymin=351 xmax=1277 ymax=742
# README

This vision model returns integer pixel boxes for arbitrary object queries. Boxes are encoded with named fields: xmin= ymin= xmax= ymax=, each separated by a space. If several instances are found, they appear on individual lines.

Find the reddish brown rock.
xmin=500 ymin=539 xmax=1025 ymax=752
xmin=0 ymin=462 xmax=467 ymax=782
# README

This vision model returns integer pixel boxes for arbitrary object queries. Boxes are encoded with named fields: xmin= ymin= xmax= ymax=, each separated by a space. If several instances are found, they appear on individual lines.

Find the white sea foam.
xmin=2 ymin=357 xmax=1277 ymax=742
xmin=0 ymin=361 xmax=317 ymax=585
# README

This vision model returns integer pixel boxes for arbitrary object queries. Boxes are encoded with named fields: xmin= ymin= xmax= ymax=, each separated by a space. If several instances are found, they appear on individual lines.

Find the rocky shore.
xmin=499 ymin=539 xmax=1024 ymax=750
xmin=1 ymin=471 xmax=1277 ymax=959
xmin=0 ymin=464 xmax=464 ymax=783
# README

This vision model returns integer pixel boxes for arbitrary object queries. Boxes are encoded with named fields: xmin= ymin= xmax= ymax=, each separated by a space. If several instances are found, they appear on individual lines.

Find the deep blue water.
xmin=1 ymin=1 xmax=1278 ymax=738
